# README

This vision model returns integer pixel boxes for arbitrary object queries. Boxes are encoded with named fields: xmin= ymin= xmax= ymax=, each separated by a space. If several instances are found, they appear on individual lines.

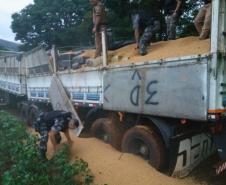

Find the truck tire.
xmin=90 ymin=118 xmax=122 ymax=150
xmin=19 ymin=105 xmax=27 ymax=122
xmin=18 ymin=102 xmax=30 ymax=123
xmin=84 ymin=108 xmax=108 ymax=131
xmin=121 ymin=125 xmax=166 ymax=170
xmin=27 ymin=107 xmax=39 ymax=127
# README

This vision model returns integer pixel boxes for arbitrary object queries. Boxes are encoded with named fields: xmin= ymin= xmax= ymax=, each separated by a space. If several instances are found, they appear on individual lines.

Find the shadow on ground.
xmin=189 ymin=154 xmax=226 ymax=185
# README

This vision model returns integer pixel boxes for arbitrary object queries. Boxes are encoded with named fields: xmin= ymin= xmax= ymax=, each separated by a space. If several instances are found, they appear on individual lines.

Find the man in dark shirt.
xmin=194 ymin=0 xmax=211 ymax=40
xmin=90 ymin=0 xmax=107 ymax=58
xmin=163 ymin=0 xmax=183 ymax=40
xmin=35 ymin=110 xmax=79 ymax=159
xmin=130 ymin=1 xmax=160 ymax=55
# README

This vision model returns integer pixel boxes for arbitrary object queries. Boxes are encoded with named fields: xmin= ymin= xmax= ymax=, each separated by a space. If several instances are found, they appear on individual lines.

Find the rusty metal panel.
xmin=103 ymin=59 xmax=208 ymax=121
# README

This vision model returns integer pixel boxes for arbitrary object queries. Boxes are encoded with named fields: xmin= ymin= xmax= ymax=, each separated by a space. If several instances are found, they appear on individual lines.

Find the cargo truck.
xmin=0 ymin=0 xmax=226 ymax=178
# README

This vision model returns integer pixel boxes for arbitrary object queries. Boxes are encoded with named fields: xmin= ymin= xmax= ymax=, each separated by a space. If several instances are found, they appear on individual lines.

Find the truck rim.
xmin=121 ymin=125 xmax=166 ymax=170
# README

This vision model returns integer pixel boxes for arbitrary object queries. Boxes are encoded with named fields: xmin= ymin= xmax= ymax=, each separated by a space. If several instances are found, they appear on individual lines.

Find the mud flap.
xmin=48 ymin=75 xmax=84 ymax=136
xmin=169 ymin=132 xmax=215 ymax=178
xmin=215 ymin=161 xmax=226 ymax=175
xmin=213 ymin=125 xmax=226 ymax=175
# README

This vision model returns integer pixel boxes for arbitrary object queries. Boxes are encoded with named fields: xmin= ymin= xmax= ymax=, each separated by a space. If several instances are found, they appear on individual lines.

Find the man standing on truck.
xmin=163 ymin=0 xmax=183 ymax=40
xmin=194 ymin=0 xmax=211 ymax=40
xmin=90 ymin=0 xmax=107 ymax=58
xmin=35 ymin=110 xmax=79 ymax=159
xmin=130 ymin=0 xmax=160 ymax=55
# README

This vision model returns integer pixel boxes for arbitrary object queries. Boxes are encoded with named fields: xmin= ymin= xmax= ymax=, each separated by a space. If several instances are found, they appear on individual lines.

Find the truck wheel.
xmin=19 ymin=105 xmax=27 ymax=122
xmin=90 ymin=118 xmax=122 ymax=150
xmin=121 ymin=125 xmax=166 ymax=170
xmin=27 ymin=108 xmax=39 ymax=127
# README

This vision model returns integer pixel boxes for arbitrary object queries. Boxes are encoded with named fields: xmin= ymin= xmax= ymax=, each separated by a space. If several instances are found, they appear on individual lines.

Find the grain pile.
xmin=82 ymin=36 xmax=210 ymax=65
xmin=47 ymin=133 xmax=210 ymax=185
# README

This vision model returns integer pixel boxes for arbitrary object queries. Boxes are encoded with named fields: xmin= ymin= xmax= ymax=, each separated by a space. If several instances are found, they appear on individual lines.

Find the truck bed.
xmin=82 ymin=36 xmax=210 ymax=65
xmin=13 ymin=35 xmax=212 ymax=122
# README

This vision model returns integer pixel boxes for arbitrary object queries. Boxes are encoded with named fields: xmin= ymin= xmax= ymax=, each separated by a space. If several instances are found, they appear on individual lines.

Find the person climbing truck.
xmin=35 ymin=110 xmax=79 ymax=159
xmin=130 ymin=0 xmax=160 ymax=55
xmin=194 ymin=0 xmax=212 ymax=40
xmin=90 ymin=0 xmax=107 ymax=58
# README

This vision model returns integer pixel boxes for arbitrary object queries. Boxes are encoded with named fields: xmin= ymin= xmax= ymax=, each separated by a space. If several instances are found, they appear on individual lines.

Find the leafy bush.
xmin=0 ymin=111 xmax=93 ymax=185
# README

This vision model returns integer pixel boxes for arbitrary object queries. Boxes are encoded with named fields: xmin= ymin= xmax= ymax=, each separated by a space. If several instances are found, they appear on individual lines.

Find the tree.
xmin=178 ymin=1 xmax=202 ymax=37
xmin=11 ymin=0 xmax=92 ymax=51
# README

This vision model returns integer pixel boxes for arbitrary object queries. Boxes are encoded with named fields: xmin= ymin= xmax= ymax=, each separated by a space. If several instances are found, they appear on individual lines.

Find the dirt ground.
xmin=47 ymin=132 xmax=226 ymax=185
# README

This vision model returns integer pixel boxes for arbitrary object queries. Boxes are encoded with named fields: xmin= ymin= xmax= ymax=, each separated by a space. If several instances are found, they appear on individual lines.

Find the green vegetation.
xmin=11 ymin=0 xmax=203 ymax=51
xmin=0 ymin=111 xmax=93 ymax=185
xmin=11 ymin=0 xmax=92 ymax=50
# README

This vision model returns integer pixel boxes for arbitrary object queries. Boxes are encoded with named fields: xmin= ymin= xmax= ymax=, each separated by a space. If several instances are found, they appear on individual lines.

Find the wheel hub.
xmin=140 ymin=145 xmax=149 ymax=156
xmin=103 ymin=134 xmax=109 ymax=142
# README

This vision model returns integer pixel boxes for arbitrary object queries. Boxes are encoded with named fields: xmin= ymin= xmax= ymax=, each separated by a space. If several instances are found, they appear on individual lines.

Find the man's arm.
xmin=173 ymin=0 xmax=182 ymax=16
xmin=64 ymin=129 xmax=73 ymax=145
xmin=93 ymin=15 xmax=101 ymax=33
xmin=50 ymin=118 xmax=64 ymax=152
xmin=49 ymin=130 xmax=57 ymax=152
